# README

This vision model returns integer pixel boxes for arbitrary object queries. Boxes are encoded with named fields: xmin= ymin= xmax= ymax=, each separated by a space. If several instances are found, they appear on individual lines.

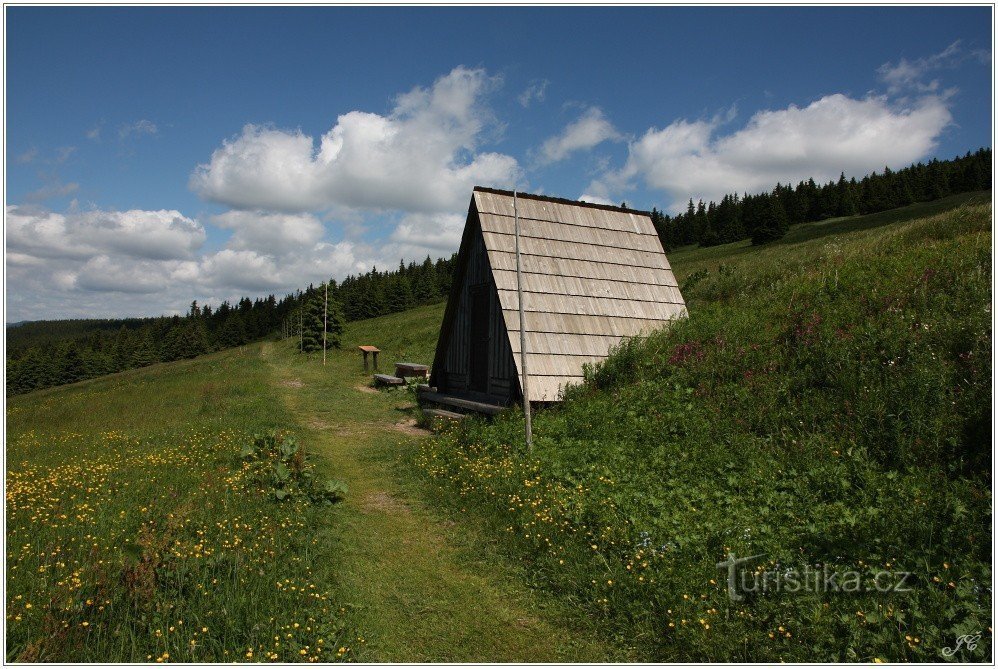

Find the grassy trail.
xmin=259 ymin=322 xmax=613 ymax=662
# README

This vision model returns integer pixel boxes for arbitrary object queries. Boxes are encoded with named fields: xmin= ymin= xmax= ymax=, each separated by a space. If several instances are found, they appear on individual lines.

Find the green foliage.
xmin=297 ymin=284 xmax=345 ymax=354
xmin=412 ymin=202 xmax=993 ymax=662
xmin=241 ymin=432 xmax=348 ymax=504
xmin=750 ymin=191 xmax=790 ymax=244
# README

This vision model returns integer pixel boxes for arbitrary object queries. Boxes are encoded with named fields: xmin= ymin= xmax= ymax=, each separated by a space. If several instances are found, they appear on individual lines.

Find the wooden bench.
xmin=373 ymin=373 xmax=405 ymax=387
xmin=394 ymin=362 xmax=429 ymax=379
xmin=417 ymin=391 xmax=505 ymax=416
xmin=422 ymin=408 xmax=466 ymax=421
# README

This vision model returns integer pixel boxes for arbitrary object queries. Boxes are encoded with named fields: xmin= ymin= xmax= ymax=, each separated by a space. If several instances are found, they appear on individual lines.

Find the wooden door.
xmin=469 ymin=284 xmax=489 ymax=393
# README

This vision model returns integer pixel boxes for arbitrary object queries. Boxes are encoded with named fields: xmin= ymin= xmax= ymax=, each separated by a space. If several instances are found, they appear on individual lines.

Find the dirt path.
xmin=262 ymin=342 xmax=611 ymax=662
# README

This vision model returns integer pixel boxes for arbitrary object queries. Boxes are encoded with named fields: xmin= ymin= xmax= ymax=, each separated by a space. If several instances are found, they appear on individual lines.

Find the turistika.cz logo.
xmin=715 ymin=552 xmax=913 ymax=602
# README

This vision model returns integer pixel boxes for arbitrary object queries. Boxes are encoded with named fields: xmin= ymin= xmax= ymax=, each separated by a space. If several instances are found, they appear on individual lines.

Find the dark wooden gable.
xmin=429 ymin=198 xmax=519 ymax=404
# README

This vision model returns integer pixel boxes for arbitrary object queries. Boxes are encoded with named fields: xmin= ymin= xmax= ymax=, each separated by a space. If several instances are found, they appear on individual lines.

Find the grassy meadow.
xmin=6 ymin=301 xmax=615 ymax=662
xmin=5 ymin=348 xmax=361 ymax=662
xmin=411 ymin=192 xmax=993 ymax=661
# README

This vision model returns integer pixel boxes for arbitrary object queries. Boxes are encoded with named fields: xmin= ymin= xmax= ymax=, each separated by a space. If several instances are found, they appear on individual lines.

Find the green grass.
xmin=6 ymin=301 xmax=614 ymax=662
xmin=411 ymin=195 xmax=993 ymax=661
xmin=5 ymin=345 xmax=362 ymax=662
xmin=262 ymin=306 xmax=617 ymax=661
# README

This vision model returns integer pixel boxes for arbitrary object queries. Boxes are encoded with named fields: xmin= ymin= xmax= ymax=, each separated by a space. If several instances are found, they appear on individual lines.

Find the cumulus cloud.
xmin=6 ymin=205 xmax=208 ymax=317
xmin=590 ymin=92 xmax=952 ymax=211
xmin=389 ymin=212 xmax=466 ymax=256
xmin=6 ymin=205 xmax=205 ymax=261
xmin=75 ymin=255 xmax=182 ymax=294
xmin=537 ymin=107 xmax=621 ymax=165
xmin=191 ymin=66 xmax=520 ymax=215
xmin=4 ymin=203 xmax=372 ymax=320
xmin=518 ymin=79 xmax=549 ymax=107
xmin=9 ymin=69 xmax=525 ymax=320
xmin=212 ymin=210 xmax=326 ymax=256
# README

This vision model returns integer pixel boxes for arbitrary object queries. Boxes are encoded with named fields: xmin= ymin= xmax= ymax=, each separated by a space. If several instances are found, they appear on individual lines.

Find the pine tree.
xmin=219 ymin=313 xmax=248 ymax=348
xmin=299 ymin=285 xmax=345 ymax=353
xmin=751 ymin=193 xmax=790 ymax=245
xmin=836 ymin=173 xmax=858 ymax=216
xmin=300 ymin=293 xmax=323 ymax=353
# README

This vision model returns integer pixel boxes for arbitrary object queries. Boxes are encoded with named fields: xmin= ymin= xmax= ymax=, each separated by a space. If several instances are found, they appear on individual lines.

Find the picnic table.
xmin=358 ymin=345 xmax=380 ymax=371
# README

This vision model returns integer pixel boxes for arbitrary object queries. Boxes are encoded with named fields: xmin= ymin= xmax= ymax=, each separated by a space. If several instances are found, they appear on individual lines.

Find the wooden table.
xmin=358 ymin=345 xmax=380 ymax=372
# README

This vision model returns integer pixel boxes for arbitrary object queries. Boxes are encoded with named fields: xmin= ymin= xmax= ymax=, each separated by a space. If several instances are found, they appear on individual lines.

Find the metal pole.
xmin=323 ymin=283 xmax=328 ymax=366
xmin=514 ymin=190 xmax=533 ymax=452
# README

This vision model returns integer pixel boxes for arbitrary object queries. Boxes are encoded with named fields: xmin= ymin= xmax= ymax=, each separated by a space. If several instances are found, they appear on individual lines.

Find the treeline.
xmin=8 ymin=147 xmax=989 ymax=395
xmin=6 ymin=255 xmax=458 ymax=396
xmin=650 ymin=148 xmax=992 ymax=248
xmin=335 ymin=255 xmax=456 ymax=321
xmin=7 ymin=296 xmax=293 ymax=395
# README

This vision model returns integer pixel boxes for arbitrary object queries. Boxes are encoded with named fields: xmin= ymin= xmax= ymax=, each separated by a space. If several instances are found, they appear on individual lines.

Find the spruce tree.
xmin=751 ymin=193 xmax=790 ymax=245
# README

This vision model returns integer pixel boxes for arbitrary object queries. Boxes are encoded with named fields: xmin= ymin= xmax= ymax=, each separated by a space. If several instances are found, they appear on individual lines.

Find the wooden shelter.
xmin=428 ymin=186 xmax=686 ymax=408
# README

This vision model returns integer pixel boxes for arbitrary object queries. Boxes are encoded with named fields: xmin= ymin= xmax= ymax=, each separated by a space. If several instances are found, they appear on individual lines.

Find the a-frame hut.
xmin=427 ymin=186 xmax=686 ymax=410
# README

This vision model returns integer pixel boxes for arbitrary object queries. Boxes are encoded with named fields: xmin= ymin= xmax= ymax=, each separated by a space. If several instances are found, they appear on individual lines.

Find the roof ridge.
xmin=473 ymin=186 xmax=653 ymax=217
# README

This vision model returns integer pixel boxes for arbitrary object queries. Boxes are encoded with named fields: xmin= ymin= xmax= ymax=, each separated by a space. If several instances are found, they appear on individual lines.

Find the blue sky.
xmin=6 ymin=6 xmax=992 ymax=320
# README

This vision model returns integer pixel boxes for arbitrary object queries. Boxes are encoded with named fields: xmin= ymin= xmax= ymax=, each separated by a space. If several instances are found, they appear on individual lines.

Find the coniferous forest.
xmin=5 ymin=148 xmax=990 ymax=396
xmin=650 ymin=148 xmax=991 ymax=248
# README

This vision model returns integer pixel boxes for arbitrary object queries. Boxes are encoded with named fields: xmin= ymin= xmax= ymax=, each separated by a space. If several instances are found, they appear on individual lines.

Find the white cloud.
xmin=119 ymin=119 xmax=158 ymax=139
xmin=577 ymin=193 xmax=614 ymax=206
xmin=389 ymin=212 xmax=466 ymax=256
xmin=25 ymin=180 xmax=80 ymax=202
xmin=6 ymin=205 xmax=205 ymax=262
xmin=518 ymin=79 xmax=549 ymax=107
xmin=86 ymin=126 xmax=101 ymax=141
xmin=75 ymin=255 xmax=180 ymax=294
xmin=592 ymin=92 xmax=952 ymax=211
xmin=212 ymin=210 xmax=326 ymax=256
xmin=537 ymin=107 xmax=621 ymax=165
xmin=191 ymin=66 xmax=520 ymax=215
xmin=4 ymin=203 xmax=371 ymax=320
xmin=877 ymin=40 xmax=980 ymax=94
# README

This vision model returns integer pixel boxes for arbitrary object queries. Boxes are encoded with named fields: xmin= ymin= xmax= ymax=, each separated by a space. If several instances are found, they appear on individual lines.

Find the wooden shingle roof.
xmin=472 ymin=187 xmax=686 ymax=401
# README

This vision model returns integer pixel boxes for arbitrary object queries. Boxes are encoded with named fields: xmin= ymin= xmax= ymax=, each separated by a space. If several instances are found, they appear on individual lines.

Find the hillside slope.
xmin=413 ymin=195 xmax=993 ymax=662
